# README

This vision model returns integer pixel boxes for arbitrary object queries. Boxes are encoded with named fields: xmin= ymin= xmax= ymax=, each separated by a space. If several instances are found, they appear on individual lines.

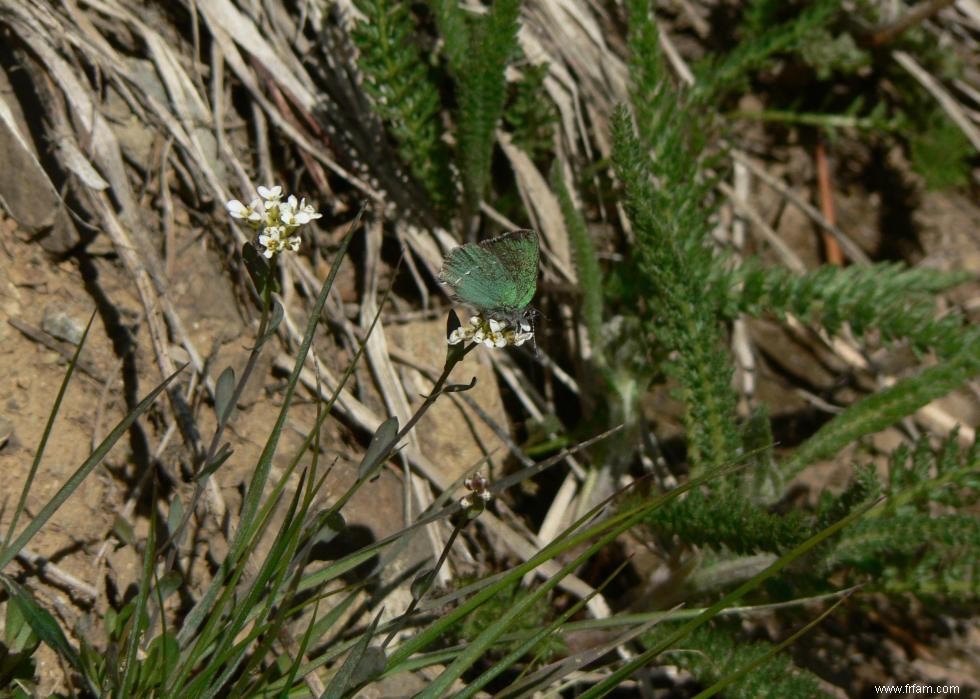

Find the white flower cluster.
xmin=448 ymin=315 xmax=534 ymax=349
xmin=226 ymin=185 xmax=322 ymax=258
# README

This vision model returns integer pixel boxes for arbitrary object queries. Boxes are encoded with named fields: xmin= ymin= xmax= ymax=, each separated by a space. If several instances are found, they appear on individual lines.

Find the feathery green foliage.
xmin=504 ymin=62 xmax=558 ymax=163
xmin=721 ymin=260 xmax=971 ymax=356
xmin=907 ymin=107 xmax=973 ymax=190
xmin=817 ymin=434 xmax=980 ymax=599
xmin=428 ymin=0 xmax=472 ymax=78
xmin=781 ymin=344 xmax=980 ymax=479
xmin=646 ymin=622 xmax=831 ymax=698
xmin=822 ymin=513 xmax=980 ymax=598
xmin=351 ymin=0 xmax=454 ymax=214
xmin=646 ymin=488 xmax=807 ymax=555
xmin=616 ymin=0 xmax=739 ymax=474
xmin=612 ymin=105 xmax=739 ymax=473
xmin=553 ymin=164 xmax=603 ymax=352
xmin=734 ymin=0 xmax=975 ymax=193
xmin=699 ymin=0 xmax=836 ymax=99
xmin=452 ymin=579 xmax=565 ymax=659
xmin=882 ymin=431 xmax=980 ymax=511
xmin=7 ymin=0 xmax=980 ymax=695
xmin=452 ymin=0 xmax=523 ymax=214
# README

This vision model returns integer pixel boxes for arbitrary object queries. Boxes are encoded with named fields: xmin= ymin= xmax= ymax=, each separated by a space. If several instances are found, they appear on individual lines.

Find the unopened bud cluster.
xmin=460 ymin=473 xmax=493 ymax=517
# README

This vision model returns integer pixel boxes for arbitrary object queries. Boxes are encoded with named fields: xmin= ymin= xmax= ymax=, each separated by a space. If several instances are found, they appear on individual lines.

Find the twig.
xmin=893 ymin=50 xmax=980 ymax=153
xmin=870 ymin=0 xmax=958 ymax=46
xmin=731 ymin=150 xmax=871 ymax=265
xmin=17 ymin=547 xmax=98 ymax=602
xmin=717 ymin=182 xmax=806 ymax=273
xmin=815 ymin=141 xmax=844 ymax=266
xmin=730 ymin=161 xmax=757 ymax=411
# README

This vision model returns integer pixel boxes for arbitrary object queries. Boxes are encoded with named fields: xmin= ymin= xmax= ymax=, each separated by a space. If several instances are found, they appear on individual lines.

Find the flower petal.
xmin=226 ymin=199 xmax=249 ymax=218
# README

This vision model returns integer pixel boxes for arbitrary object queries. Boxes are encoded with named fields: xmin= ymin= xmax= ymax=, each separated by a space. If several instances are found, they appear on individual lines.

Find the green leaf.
xmin=261 ymin=299 xmax=284 ymax=342
xmin=137 ymin=632 xmax=179 ymax=692
xmin=782 ymin=346 xmax=980 ymax=479
xmin=215 ymin=366 xmax=236 ymax=424
xmin=0 ymin=366 xmax=183 ymax=570
xmin=357 ymin=416 xmax=399 ymax=481
xmin=242 ymin=242 xmax=272 ymax=292
xmin=4 ymin=596 xmax=37 ymax=655
xmin=195 ymin=443 xmax=233 ymax=481
xmin=0 ymin=576 xmax=81 ymax=672
xmin=166 ymin=496 xmax=184 ymax=540
xmin=321 ymin=611 xmax=385 ymax=699
xmin=155 ymin=571 xmax=183 ymax=603
xmin=454 ymin=0 xmax=522 ymax=212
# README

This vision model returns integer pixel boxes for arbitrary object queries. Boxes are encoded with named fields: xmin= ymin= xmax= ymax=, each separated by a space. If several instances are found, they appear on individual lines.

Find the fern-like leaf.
xmin=352 ymin=0 xmax=454 ymax=214
xmin=782 ymin=341 xmax=980 ymax=479
xmin=453 ymin=0 xmax=522 ymax=214
xmin=721 ymin=260 xmax=971 ymax=356
xmin=611 ymin=103 xmax=740 ymax=473
xmin=645 ymin=622 xmax=832 ymax=698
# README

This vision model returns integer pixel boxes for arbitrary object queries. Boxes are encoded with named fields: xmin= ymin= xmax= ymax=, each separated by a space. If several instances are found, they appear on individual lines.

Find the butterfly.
xmin=439 ymin=230 xmax=539 ymax=325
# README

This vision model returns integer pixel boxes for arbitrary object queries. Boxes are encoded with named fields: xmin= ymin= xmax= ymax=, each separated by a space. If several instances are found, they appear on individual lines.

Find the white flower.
xmin=257 ymin=185 xmax=283 ymax=202
xmin=446 ymin=314 xmax=534 ymax=349
xmin=279 ymin=195 xmax=300 ymax=226
xmin=226 ymin=198 xmax=264 ymax=223
xmin=297 ymin=198 xmax=322 ymax=223
xmin=227 ymin=184 xmax=321 ymax=259
xmin=509 ymin=319 xmax=534 ymax=347
xmin=258 ymin=226 xmax=287 ymax=258
xmin=226 ymin=199 xmax=249 ymax=218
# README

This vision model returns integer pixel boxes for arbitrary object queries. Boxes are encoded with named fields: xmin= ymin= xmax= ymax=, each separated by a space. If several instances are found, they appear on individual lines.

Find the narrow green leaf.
xmin=0 ymin=575 xmax=81 ymax=672
xmin=112 ymin=515 xmax=136 ymax=547
xmin=321 ymin=610 xmax=384 ymax=699
xmin=215 ymin=366 xmax=236 ymax=424
xmin=242 ymin=242 xmax=272 ymax=292
xmin=166 ymin=496 xmax=184 ymax=540
xmin=3 ymin=310 xmax=96 ymax=549
xmin=552 ymin=163 xmax=603 ymax=347
xmin=4 ymin=595 xmax=38 ymax=654
xmin=693 ymin=595 xmax=849 ymax=699
xmin=576 ymin=498 xmax=878 ymax=698
xmin=195 ymin=443 xmax=233 ymax=481
xmin=120 ymin=492 xmax=157 ymax=696
xmin=262 ymin=299 xmax=284 ymax=342
xmin=232 ymin=217 xmax=360 ymax=558
xmin=357 ymin=416 xmax=399 ymax=481
xmin=154 ymin=571 xmax=183 ymax=603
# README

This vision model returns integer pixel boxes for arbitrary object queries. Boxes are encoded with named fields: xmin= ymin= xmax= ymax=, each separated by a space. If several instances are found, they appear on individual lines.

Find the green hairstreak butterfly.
xmin=439 ymin=230 xmax=539 ymax=323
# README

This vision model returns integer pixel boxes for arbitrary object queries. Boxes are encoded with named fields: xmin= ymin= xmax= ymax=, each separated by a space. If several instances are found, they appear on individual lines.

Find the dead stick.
xmin=870 ymin=0 xmax=957 ymax=47
xmin=815 ymin=141 xmax=844 ymax=266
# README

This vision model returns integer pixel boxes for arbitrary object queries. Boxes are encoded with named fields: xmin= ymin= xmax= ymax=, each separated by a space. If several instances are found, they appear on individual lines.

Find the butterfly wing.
xmin=440 ymin=230 xmax=539 ymax=316
xmin=440 ymin=240 xmax=516 ymax=311
xmin=489 ymin=230 xmax=539 ymax=311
